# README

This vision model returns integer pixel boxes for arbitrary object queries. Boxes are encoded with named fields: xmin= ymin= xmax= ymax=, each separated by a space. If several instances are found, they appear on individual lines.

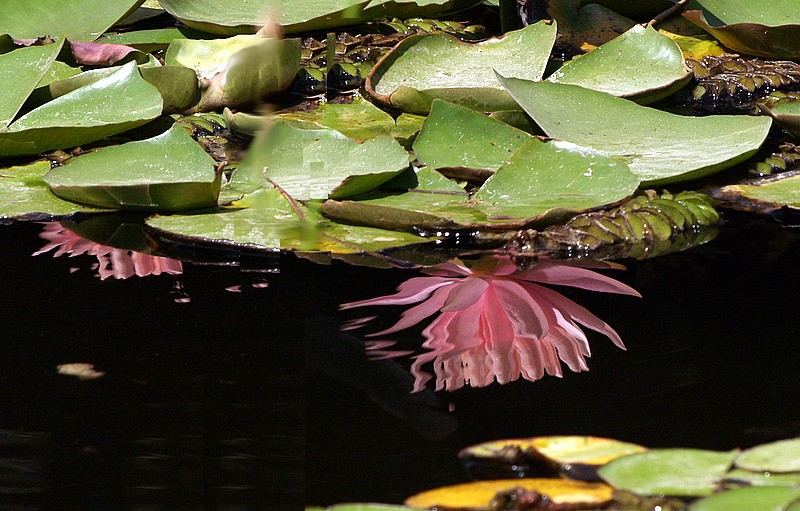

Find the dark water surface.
xmin=1 ymin=211 xmax=799 ymax=510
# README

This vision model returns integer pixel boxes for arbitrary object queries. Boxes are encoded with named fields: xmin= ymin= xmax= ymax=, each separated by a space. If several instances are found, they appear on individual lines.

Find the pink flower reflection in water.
xmin=33 ymin=222 xmax=182 ymax=280
xmin=342 ymin=257 xmax=640 ymax=391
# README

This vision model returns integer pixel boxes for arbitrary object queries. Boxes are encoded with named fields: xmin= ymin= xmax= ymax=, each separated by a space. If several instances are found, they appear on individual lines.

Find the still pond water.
xmin=0 ymin=210 xmax=798 ymax=510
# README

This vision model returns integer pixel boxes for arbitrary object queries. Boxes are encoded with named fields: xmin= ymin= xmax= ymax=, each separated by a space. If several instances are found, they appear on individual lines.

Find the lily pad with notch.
xmin=365 ymin=21 xmax=557 ymax=114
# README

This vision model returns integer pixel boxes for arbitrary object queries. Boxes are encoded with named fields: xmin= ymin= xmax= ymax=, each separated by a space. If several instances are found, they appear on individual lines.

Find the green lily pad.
xmin=362 ymin=0 xmax=482 ymax=18
xmin=365 ymin=21 xmax=557 ymax=114
xmin=688 ymin=486 xmax=800 ymax=511
xmin=760 ymin=102 xmax=800 ymax=138
xmin=787 ymin=498 xmax=800 ymax=511
xmin=157 ymin=0 xmax=370 ymax=35
xmin=412 ymin=99 xmax=532 ymax=173
xmin=578 ymin=0 xmax=675 ymax=21
xmin=276 ymin=97 xmax=424 ymax=145
xmin=736 ymin=438 xmax=800 ymax=473
xmin=0 ymin=161 xmax=100 ymax=221
xmin=327 ymin=506 xmax=415 ymax=511
xmin=146 ymin=188 xmax=429 ymax=256
xmin=165 ymin=34 xmax=300 ymax=111
xmin=597 ymin=448 xmax=739 ymax=497
xmin=226 ymin=121 xmax=412 ymax=202
xmin=498 ymin=78 xmax=772 ymax=186
xmin=43 ymin=125 xmax=219 ymax=211
xmin=724 ymin=469 xmax=800 ymax=487
xmin=547 ymin=25 xmax=690 ymax=104
xmin=712 ymin=173 xmax=800 ymax=213
xmin=0 ymin=62 xmax=163 ymax=157
xmin=323 ymin=138 xmax=639 ymax=232
xmin=0 ymin=0 xmax=144 ymax=41
xmin=0 ymin=37 xmax=64 ymax=129
xmin=97 ymin=27 xmax=215 ymax=52
xmin=683 ymin=0 xmax=800 ymax=59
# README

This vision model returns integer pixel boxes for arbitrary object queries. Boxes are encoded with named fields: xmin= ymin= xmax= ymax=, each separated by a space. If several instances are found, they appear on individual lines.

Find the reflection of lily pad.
xmin=688 ymin=486 xmax=800 ymax=511
xmin=547 ymin=25 xmax=690 ymax=104
xmin=0 ymin=62 xmax=163 ymax=157
xmin=404 ymin=478 xmax=613 ymax=509
xmin=597 ymin=448 xmax=738 ymax=497
xmin=366 ymin=22 xmax=556 ymax=114
xmin=683 ymin=0 xmax=800 ymax=59
xmin=44 ymin=125 xmax=219 ymax=211
xmin=498 ymin=77 xmax=772 ymax=186
xmin=735 ymin=437 xmax=800 ymax=473
xmin=1 ymin=161 xmax=100 ymax=221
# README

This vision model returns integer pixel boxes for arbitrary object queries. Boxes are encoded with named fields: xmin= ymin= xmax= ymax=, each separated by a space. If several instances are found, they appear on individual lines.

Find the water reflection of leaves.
xmin=33 ymin=222 xmax=182 ymax=280
xmin=342 ymin=256 xmax=640 ymax=391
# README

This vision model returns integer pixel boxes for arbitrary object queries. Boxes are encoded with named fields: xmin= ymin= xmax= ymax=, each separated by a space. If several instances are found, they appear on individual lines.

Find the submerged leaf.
xmin=0 ymin=161 xmax=100 ymax=221
xmin=366 ymin=22 xmax=557 ymax=114
xmin=498 ymin=78 xmax=772 ymax=186
xmin=44 ymin=125 xmax=219 ymax=211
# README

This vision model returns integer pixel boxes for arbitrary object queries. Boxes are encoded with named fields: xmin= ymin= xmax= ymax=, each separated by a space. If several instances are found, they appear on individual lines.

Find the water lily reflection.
xmin=342 ymin=257 xmax=640 ymax=391
xmin=33 ymin=222 xmax=182 ymax=280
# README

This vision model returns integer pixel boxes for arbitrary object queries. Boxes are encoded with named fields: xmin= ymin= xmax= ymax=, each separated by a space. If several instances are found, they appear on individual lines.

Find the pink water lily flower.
xmin=34 ymin=222 xmax=183 ymax=280
xmin=342 ymin=256 xmax=640 ymax=391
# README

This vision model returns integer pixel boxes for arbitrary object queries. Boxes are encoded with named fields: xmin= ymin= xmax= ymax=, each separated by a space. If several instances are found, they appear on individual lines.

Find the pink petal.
xmin=340 ymin=277 xmax=454 ymax=309
xmin=69 ymin=40 xmax=138 ymax=66
xmin=441 ymin=277 xmax=489 ymax=311
xmin=421 ymin=260 xmax=473 ymax=277
xmin=491 ymin=279 xmax=550 ymax=339
xmin=514 ymin=264 xmax=641 ymax=297
xmin=366 ymin=284 xmax=453 ymax=337
xmin=525 ymin=282 xmax=626 ymax=349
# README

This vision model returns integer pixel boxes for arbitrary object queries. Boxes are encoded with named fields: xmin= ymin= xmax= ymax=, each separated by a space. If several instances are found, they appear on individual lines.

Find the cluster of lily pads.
xmin=309 ymin=435 xmax=800 ymax=511
xmin=0 ymin=0 xmax=798 ymax=266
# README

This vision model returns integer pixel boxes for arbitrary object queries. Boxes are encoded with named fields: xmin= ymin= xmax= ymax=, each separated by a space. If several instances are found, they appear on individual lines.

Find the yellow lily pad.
xmin=404 ymin=478 xmax=613 ymax=509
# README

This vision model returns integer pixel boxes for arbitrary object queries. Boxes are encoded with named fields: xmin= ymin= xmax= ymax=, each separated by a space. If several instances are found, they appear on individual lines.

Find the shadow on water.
xmin=0 ymin=210 xmax=799 ymax=508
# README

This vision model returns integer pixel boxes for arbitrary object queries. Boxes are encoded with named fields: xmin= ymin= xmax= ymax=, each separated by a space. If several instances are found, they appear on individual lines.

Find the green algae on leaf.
xmin=547 ymin=25 xmax=690 ymax=104
xmin=597 ymin=448 xmax=738 ymax=497
xmin=365 ymin=22 xmax=557 ymax=114
xmin=0 ymin=62 xmax=163 ymax=157
xmin=165 ymin=34 xmax=300 ymax=111
xmin=0 ymin=37 xmax=64 ymax=129
xmin=683 ymin=0 xmax=800 ymax=59
xmin=44 ymin=125 xmax=219 ymax=211
xmin=0 ymin=161 xmax=101 ymax=221
xmin=412 ymin=100 xmax=532 ymax=173
xmin=0 ymin=0 xmax=144 ymax=41
xmin=498 ymin=77 xmax=772 ymax=186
